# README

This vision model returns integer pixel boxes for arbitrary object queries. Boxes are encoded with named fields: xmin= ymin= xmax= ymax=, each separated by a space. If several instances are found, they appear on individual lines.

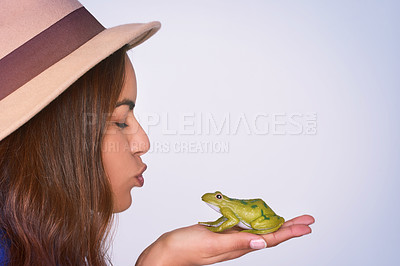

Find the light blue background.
xmin=81 ymin=1 xmax=399 ymax=265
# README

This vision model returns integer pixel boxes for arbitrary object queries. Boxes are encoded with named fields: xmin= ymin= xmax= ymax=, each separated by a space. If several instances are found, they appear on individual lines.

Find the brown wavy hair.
xmin=0 ymin=44 xmax=129 ymax=265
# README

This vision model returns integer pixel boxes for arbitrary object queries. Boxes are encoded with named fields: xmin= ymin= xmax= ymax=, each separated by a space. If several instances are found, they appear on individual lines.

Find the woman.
xmin=0 ymin=0 xmax=314 ymax=265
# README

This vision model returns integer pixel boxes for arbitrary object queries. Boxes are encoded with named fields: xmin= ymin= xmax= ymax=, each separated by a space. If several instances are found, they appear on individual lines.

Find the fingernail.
xmin=250 ymin=239 xmax=267 ymax=249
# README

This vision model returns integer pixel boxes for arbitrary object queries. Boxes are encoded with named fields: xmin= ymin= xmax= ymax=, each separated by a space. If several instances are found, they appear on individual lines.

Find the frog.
xmin=198 ymin=191 xmax=285 ymax=234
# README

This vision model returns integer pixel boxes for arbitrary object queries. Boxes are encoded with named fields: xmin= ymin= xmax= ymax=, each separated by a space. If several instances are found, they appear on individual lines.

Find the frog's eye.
xmin=216 ymin=194 xmax=222 ymax=199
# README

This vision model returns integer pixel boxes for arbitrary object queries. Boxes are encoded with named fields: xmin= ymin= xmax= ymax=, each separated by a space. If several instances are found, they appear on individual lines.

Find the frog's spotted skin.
xmin=199 ymin=191 xmax=285 ymax=234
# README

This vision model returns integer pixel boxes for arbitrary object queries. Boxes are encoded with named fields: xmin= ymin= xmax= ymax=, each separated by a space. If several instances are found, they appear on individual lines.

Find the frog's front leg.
xmin=198 ymin=216 xmax=228 ymax=227
xmin=206 ymin=207 xmax=240 ymax=233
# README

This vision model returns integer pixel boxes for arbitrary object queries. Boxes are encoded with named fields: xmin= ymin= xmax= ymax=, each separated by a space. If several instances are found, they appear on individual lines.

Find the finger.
xmin=263 ymin=224 xmax=312 ymax=247
xmin=212 ymin=231 xmax=266 ymax=254
xmin=281 ymin=215 xmax=315 ymax=228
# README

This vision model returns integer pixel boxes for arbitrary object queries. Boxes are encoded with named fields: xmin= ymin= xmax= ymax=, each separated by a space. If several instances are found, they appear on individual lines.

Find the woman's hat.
xmin=0 ymin=0 xmax=161 ymax=141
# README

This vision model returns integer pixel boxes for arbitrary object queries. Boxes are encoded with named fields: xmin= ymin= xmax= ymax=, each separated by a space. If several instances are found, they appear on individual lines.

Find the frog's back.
xmin=226 ymin=198 xmax=276 ymax=220
xmin=247 ymin=199 xmax=276 ymax=215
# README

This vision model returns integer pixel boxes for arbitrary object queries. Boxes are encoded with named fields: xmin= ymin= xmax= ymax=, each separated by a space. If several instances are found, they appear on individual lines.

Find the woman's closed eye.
xmin=115 ymin=122 xmax=128 ymax=129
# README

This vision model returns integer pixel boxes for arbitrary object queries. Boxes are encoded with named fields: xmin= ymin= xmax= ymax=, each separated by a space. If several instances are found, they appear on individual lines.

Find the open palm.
xmin=136 ymin=215 xmax=315 ymax=266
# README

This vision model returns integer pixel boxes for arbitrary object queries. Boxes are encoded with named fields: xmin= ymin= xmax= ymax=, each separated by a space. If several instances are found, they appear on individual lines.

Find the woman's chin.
xmin=113 ymin=196 xmax=132 ymax=213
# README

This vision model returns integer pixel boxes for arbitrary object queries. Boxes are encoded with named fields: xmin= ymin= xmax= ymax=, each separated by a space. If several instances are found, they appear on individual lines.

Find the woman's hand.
xmin=135 ymin=215 xmax=315 ymax=266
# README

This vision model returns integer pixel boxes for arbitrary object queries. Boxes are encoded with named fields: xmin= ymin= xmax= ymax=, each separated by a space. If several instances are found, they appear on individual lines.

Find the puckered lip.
xmin=135 ymin=164 xmax=147 ymax=177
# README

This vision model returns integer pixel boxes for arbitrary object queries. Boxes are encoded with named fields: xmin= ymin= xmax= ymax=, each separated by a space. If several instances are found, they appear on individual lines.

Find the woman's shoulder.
xmin=0 ymin=228 xmax=10 ymax=264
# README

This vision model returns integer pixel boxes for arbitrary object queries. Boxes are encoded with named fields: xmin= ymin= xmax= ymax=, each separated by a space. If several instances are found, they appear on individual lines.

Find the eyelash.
xmin=115 ymin=122 xmax=128 ymax=129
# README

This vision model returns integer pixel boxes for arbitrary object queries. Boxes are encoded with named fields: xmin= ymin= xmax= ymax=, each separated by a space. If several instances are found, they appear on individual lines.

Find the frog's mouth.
xmin=205 ymin=202 xmax=221 ymax=214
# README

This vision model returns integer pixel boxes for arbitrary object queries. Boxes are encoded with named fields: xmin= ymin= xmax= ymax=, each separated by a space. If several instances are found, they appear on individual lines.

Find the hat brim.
xmin=0 ymin=21 xmax=161 ymax=141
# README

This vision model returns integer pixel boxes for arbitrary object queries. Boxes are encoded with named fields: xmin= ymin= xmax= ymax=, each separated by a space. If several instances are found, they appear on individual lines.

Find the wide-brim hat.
xmin=0 ymin=0 xmax=161 ymax=141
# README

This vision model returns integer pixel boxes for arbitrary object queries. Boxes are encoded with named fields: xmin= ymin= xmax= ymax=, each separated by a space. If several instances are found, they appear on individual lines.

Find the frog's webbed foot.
xmin=206 ymin=226 xmax=224 ymax=233
xmin=198 ymin=216 xmax=227 ymax=227
xmin=199 ymin=207 xmax=241 ymax=233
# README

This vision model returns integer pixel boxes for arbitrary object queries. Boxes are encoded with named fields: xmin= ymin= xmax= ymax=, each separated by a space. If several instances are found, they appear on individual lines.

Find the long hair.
xmin=0 ymin=45 xmax=129 ymax=265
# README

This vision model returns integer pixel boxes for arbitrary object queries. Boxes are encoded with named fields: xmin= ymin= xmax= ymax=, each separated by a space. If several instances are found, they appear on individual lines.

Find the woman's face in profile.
xmin=101 ymin=55 xmax=150 ymax=213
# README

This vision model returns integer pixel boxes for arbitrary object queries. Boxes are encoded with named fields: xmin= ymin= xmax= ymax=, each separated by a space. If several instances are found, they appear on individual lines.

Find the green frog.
xmin=199 ymin=191 xmax=285 ymax=234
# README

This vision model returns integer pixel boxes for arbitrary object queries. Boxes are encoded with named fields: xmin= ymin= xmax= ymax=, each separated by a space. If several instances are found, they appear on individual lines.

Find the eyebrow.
xmin=115 ymin=98 xmax=135 ymax=110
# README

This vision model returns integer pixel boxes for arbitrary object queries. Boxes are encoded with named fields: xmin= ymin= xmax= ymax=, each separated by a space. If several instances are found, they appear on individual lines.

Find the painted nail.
xmin=250 ymin=239 xmax=267 ymax=249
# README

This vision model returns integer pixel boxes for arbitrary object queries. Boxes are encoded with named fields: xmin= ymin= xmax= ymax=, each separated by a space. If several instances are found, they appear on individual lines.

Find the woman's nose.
xmin=127 ymin=117 xmax=150 ymax=156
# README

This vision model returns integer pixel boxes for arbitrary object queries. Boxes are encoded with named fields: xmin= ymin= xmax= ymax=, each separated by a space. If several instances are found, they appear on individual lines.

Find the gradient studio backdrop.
xmin=80 ymin=1 xmax=399 ymax=265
